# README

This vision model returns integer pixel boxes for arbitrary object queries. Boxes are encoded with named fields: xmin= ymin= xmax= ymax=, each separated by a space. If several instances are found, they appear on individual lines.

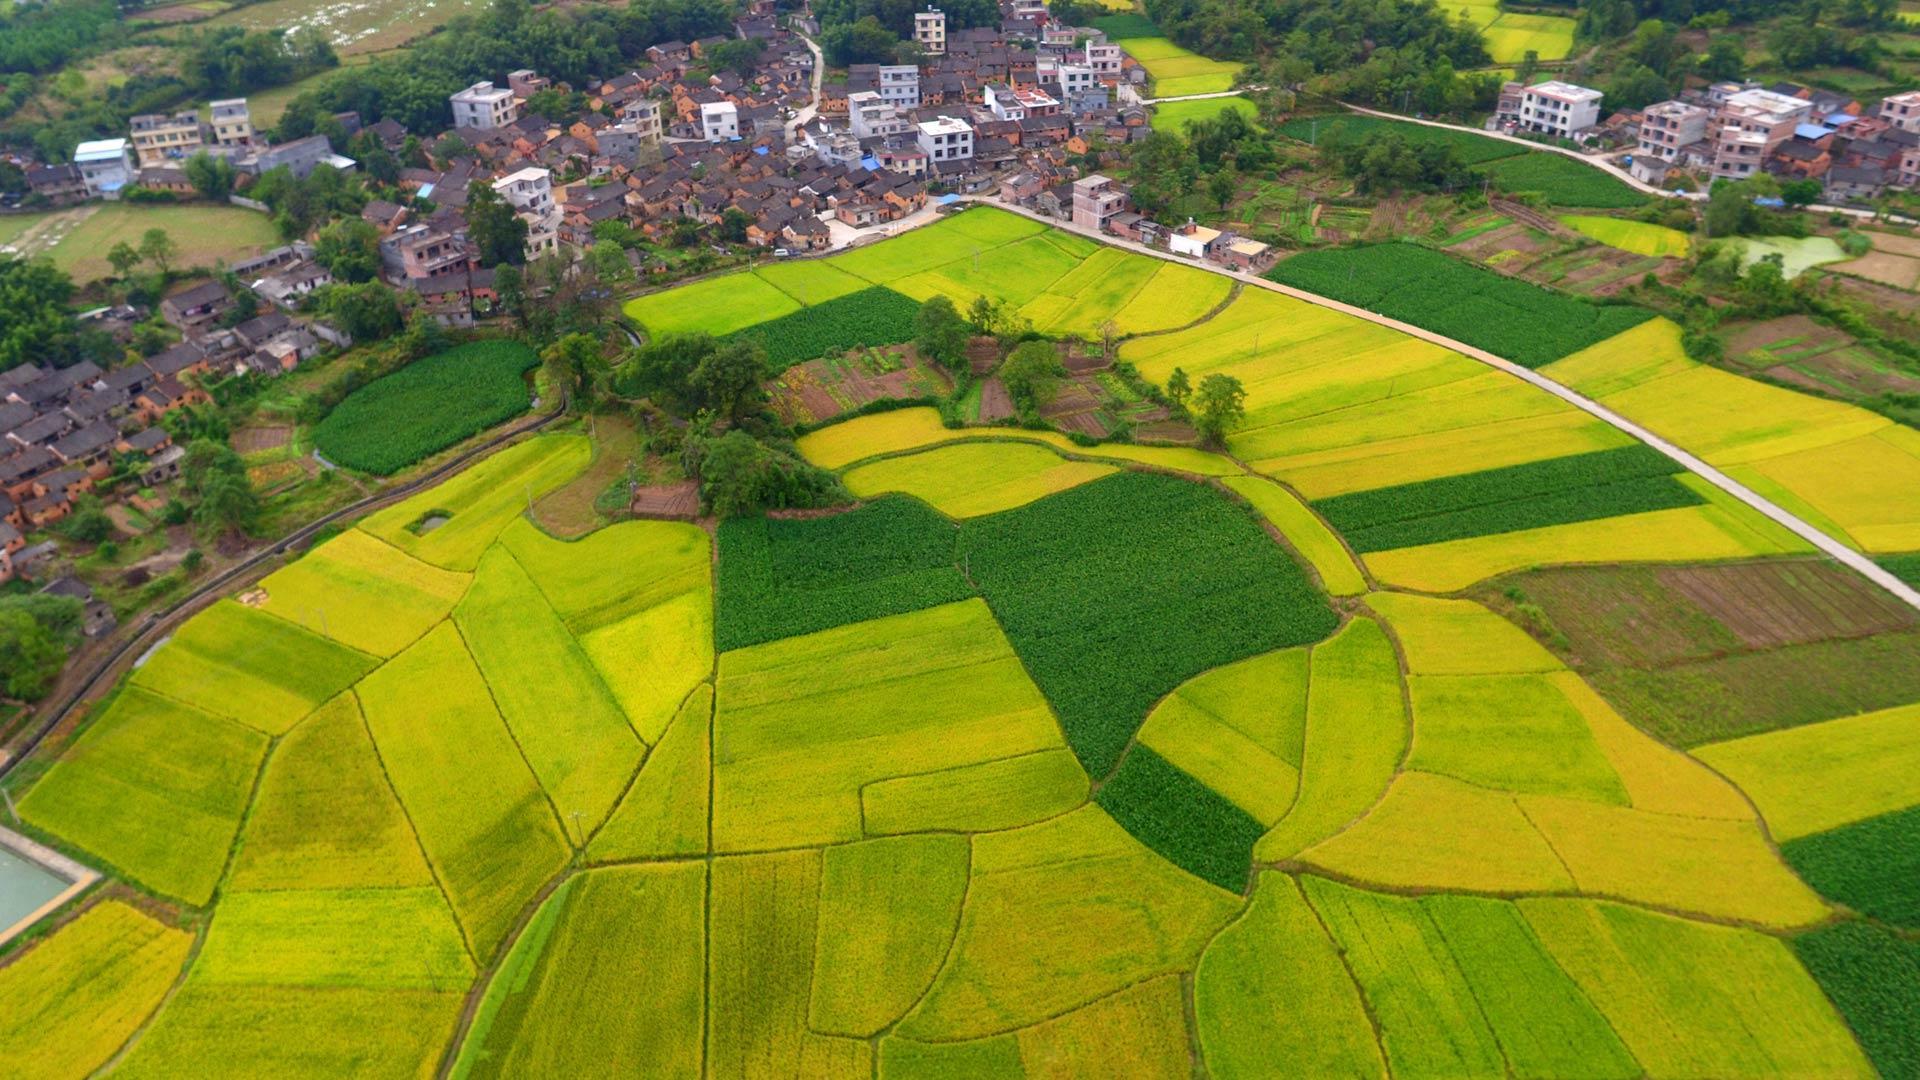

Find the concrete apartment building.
xmin=916 ymin=116 xmax=973 ymax=163
xmin=621 ymin=99 xmax=665 ymax=144
xmin=985 ymin=84 xmax=1060 ymax=122
xmin=1713 ymin=87 xmax=1813 ymax=179
xmin=848 ymin=92 xmax=913 ymax=139
xmin=1039 ymin=59 xmax=1097 ymax=100
xmin=72 ymin=139 xmax=133 ymax=199
xmin=877 ymin=65 xmax=921 ymax=108
xmin=1084 ymin=40 xmax=1123 ymax=79
xmin=129 ymin=112 xmax=204 ymax=167
xmin=1637 ymin=100 xmax=1712 ymax=163
xmin=1879 ymin=90 xmax=1920 ymax=134
xmin=1070 ymin=174 xmax=1128 ymax=232
xmin=915 ymin=7 xmax=946 ymax=54
xmin=450 ymin=82 xmax=519 ymax=131
xmin=491 ymin=167 xmax=554 ymax=216
xmin=1515 ymin=81 xmax=1605 ymax=139
xmin=701 ymin=101 xmax=740 ymax=142
xmin=209 ymin=99 xmax=253 ymax=147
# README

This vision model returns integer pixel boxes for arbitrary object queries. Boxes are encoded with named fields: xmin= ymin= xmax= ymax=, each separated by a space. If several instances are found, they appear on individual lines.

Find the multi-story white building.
xmin=209 ymin=99 xmax=253 ymax=147
xmin=1084 ymin=40 xmax=1123 ymax=80
xmin=1515 ymin=80 xmax=1604 ymax=140
xmin=848 ymin=92 xmax=912 ymax=139
xmin=1039 ymin=59 xmax=1097 ymax=100
xmin=129 ymin=112 xmax=204 ymax=167
xmin=985 ymin=84 xmax=1060 ymax=122
xmin=1880 ymin=90 xmax=1920 ymax=134
xmin=916 ymin=116 xmax=973 ymax=163
xmin=491 ymin=167 xmax=559 ymax=257
xmin=450 ymin=81 xmax=519 ymax=130
xmin=701 ymin=101 xmax=740 ymax=142
xmin=877 ymin=65 xmax=921 ymax=109
xmin=72 ymin=139 xmax=133 ymax=199
xmin=914 ymin=7 xmax=946 ymax=54
xmin=1636 ymin=100 xmax=1711 ymax=164
xmin=1712 ymin=87 xmax=1812 ymax=179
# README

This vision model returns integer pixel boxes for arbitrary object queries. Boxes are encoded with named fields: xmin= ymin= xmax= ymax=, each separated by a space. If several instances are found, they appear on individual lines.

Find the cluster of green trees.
xmin=0 ymin=0 xmax=117 ymax=76
xmin=1120 ymin=109 xmax=1279 ymax=219
xmin=0 ymin=257 xmax=115 ymax=371
xmin=0 ymin=593 xmax=87 ymax=701
xmin=1319 ymin=125 xmax=1480 ymax=195
xmin=275 ymin=0 xmax=735 ymax=138
xmin=179 ymin=27 xmax=339 ymax=99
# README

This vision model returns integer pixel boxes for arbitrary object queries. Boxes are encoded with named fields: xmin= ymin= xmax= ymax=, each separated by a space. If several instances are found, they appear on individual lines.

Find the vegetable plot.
xmin=313 ymin=340 xmax=539 ymax=475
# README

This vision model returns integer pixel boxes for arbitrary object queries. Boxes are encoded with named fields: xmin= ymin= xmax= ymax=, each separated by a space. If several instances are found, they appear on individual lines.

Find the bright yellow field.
xmin=0 ymin=902 xmax=192 ymax=1080
xmin=1363 ymin=593 xmax=1559 ymax=675
xmin=255 ymin=528 xmax=470 ymax=657
xmin=362 ymin=435 xmax=591 ymax=571
xmin=1694 ymin=701 xmax=1920 ymax=841
xmin=1561 ymin=215 xmax=1693 ymax=257
xmin=796 ymin=406 xmax=1242 ymax=477
xmin=1545 ymin=318 xmax=1920 ymax=552
xmin=844 ymin=441 xmax=1117 ymax=517
xmin=1301 ymin=770 xmax=1576 ymax=893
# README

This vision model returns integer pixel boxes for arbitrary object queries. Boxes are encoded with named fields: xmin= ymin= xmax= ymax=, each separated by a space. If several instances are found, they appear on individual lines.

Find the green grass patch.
xmin=1312 ymin=445 xmax=1700 ymax=552
xmin=1276 ymin=116 xmax=1640 ymax=208
xmin=313 ymin=340 xmax=538 ymax=475
xmin=726 ymin=286 xmax=920 ymax=370
xmin=1791 ymin=921 xmax=1920 ymax=1080
xmin=1882 ymin=552 xmax=1920 ymax=586
xmin=1094 ymin=745 xmax=1265 ymax=891
xmin=1269 ymin=243 xmax=1654 ymax=368
xmin=714 ymin=497 xmax=971 ymax=651
xmin=957 ymin=472 xmax=1338 ymax=777
xmin=1782 ymin=804 xmax=1920 ymax=929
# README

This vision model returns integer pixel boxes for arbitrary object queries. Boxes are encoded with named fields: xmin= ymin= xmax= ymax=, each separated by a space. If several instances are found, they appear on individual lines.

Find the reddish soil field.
xmin=769 ymin=348 xmax=951 ymax=426
xmin=1656 ymin=561 xmax=1914 ymax=649
xmin=631 ymin=481 xmax=700 ymax=520
xmin=232 ymin=425 xmax=293 ymax=454
xmin=976 ymin=377 xmax=1015 ymax=423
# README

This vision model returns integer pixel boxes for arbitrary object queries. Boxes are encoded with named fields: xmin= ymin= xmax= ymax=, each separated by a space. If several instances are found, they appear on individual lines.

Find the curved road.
xmin=0 ymin=404 xmax=567 ymax=782
xmin=964 ymin=195 xmax=1920 ymax=612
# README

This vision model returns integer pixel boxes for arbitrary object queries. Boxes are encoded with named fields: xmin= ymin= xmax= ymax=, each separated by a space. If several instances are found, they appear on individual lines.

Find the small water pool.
xmin=0 ymin=842 xmax=70 ymax=928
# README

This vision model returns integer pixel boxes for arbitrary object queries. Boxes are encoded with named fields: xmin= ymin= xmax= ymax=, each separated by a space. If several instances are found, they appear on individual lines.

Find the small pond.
xmin=1728 ymin=236 xmax=1848 ymax=279
xmin=0 ymin=843 xmax=70 ymax=930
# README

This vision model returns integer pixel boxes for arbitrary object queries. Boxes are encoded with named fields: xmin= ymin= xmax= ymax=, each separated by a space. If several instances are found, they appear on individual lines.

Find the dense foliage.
xmin=1267 ymin=244 xmax=1655 ymax=368
xmin=957 ymin=472 xmax=1338 ymax=777
xmin=0 ymin=594 xmax=85 ymax=700
xmin=1314 ymin=446 xmax=1701 ymax=552
xmin=1282 ymin=116 xmax=1645 ymax=207
xmin=0 ymin=0 xmax=117 ymax=75
xmin=681 ymin=429 xmax=847 ymax=519
xmin=1782 ymin=804 xmax=1920 ymax=929
xmin=1791 ymin=922 xmax=1920 ymax=1080
xmin=726 ymin=287 xmax=921 ymax=370
xmin=617 ymin=334 xmax=769 ymax=421
xmin=1094 ymin=745 xmax=1266 ymax=891
xmin=313 ymin=340 xmax=538 ymax=474
xmin=0 ymin=256 xmax=108 ymax=371
xmin=276 ymin=0 xmax=735 ymax=137
xmin=715 ymin=497 xmax=971 ymax=651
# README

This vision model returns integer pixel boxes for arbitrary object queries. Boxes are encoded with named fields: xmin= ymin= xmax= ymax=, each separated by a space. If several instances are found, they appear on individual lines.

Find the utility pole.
xmin=2 ymin=784 xmax=17 ymax=825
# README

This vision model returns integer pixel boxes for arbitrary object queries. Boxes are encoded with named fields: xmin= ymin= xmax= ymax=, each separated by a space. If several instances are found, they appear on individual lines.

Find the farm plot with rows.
xmin=9 ymin=208 xmax=1920 ymax=1080
xmin=312 ymin=340 xmax=540 ymax=475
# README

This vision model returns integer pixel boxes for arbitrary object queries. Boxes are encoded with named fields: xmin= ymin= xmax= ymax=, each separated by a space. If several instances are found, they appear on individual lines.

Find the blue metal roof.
xmin=1795 ymin=123 xmax=1830 ymax=140
xmin=1826 ymin=111 xmax=1858 ymax=125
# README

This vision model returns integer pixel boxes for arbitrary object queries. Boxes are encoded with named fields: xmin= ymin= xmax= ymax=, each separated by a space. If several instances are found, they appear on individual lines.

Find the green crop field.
xmin=10 ymin=206 xmax=1918 ymax=1080
xmin=1277 ymin=115 xmax=1642 ymax=207
xmin=312 ymin=340 xmax=540 ymax=475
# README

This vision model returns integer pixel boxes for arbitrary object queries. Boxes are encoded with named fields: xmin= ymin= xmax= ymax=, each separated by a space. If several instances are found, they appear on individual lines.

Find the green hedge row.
xmin=1267 ymin=243 xmax=1653 ymax=368
xmin=1314 ymin=445 xmax=1701 ymax=552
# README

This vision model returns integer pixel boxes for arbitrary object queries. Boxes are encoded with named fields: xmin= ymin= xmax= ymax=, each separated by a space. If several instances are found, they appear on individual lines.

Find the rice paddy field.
xmin=1151 ymin=94 xmax=1257 ymax=134
xmin=1453 ymin=0 xmax=1578 ymax=62
xmin=1091 ymin=14 xmax=1243 ymax=97
xmin=1562 ymin=214 xmax=1693 ymax=257
xmin=7 ymin=211 xmax=1920 ymax=1080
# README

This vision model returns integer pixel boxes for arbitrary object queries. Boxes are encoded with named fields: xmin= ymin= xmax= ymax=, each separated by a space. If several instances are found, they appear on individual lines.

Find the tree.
xmin=705 ymin=37 xmax=764 ymax=77
xmin=323 ymin=281 xmax=405 ymax=340
xmin=1000 ymin=340 xmax=1066 ymax=413
xmin=314 ymin=218 xmax=381 ymax=283
xmin=0 ymin=257 xmax=92 ymax=370
xmin=586 ymin=240 xmax=634 ymax=286
xmin=0 ymin=609 xmax=68 ymax=701
xmin=685 ymin=429 xmax=845 ymax=518
xmin=966 ymin=295 xmax=1004 ymax=335
xmin=139 ymin=228 xmax=178 ymax=276
xmin=1704 ymin=178 xmax=1758 ymax=237
xmin=821 ymin=15 xmax=900 ymax=66
xmin=466 ymin=182 xmax=528 ymax=267
xmin=194 ymin=471 xmax=260 ymax=536
xmin=688 ymin=338 xmax=768 ymax=421
xmin=1209 ymin=167 xmax=1238 ymax=210
xmin=717 ymin=207 xmax=753 ymax=244
xmin=540 ymin=332 xmax=603 ymax=407
xmin=914 ymin=295 xmax=970 ymax=373
xmin=1700 ymin=37 xmax=1745 ymax=81
xmin=1193 ymin=373 xmax=1246 ymax=447
xmin=107 ymin=242 xmax=142 ymax=278
xmin=1781 ymin=178 xmax=1823 ymax=208
xmin=1166 ymin=366 xmax=1191 ymax=411
xmin=56 ymin=496 xmax=113 ymax=544
xmin=184 ymin=152 xmax=236 ymax=201
xmin=494 ymin=263 xmax=528 ymax=328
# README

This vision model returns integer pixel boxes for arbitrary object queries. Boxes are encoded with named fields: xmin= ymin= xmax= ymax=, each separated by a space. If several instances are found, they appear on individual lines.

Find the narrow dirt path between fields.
xmin=961 ymin=195 xmax=1920 ymax=613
